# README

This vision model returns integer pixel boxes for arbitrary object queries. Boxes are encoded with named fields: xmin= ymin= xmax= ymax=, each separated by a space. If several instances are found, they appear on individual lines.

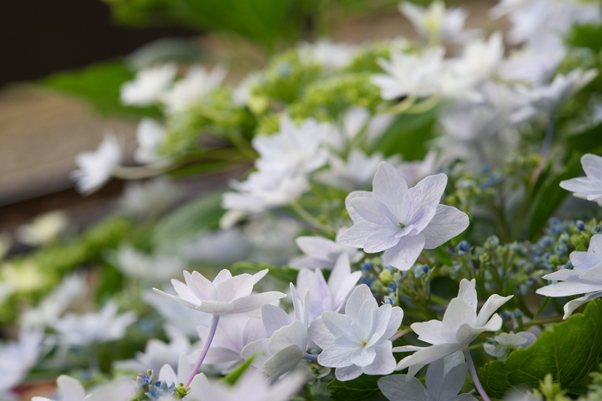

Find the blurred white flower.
xmin=298 ymin=38 xmax=355 ymax=70
xmin=0 ymin=330 xmax=44 ymax=399
xmin=21 ymin=273 xmax=87 ymax=329
xmin=561 ymin=154 xmax=602 ymax=206
xmin=71 ymin=133 xmax=122 ymax=195
xmin=242 ymin=285 xmax=309 ymax=377
xmin=397 ymin=151 xmax=438 ymax=187
xmin=511 ymin=69 xmax=598 ymax=123
xmin=450 ymin=32 xmax=504 ymax=84
xmin=134 ymin=118 xmax=170 ymax=166
xmin=323 ymin=107 xmax=371 ymax=152
xmin=189 ymin=369 xmax=306 ymax=401
xmin=15 ymin=211 xmax=68 ymax=247
xmin=483 ymin=331 xmax=536 ymax=360
xmin=379 ymin=355 xmax=476 ymax=401
xmin=195 ymin=315 xmax=266 ymax=374
xmin=120 ymin=63 xmax=177 ymax=106
xmin=439 ymin=100 xmax=507 ymax=142
xmin=158 ymin=353 xmax=192 ymax=388
xmin=114 ymin=336 xmax=191 ymax=374
xmin=161 ymin=65 xmax=227 ymax=113
xmin=289 ymin=234 xmax=361 ymax=270
xmin=297 ymin=253 xmax=362 ymax=323
xmin=315 ymin=150 xmax=389 ymax=191
xmin=537 ymin=234 xmax=602 ymax=319
xmin=253 ymin=116 xmax=331 ymax=176
xmin=119 ymin=179 xmax=181 ymax=217
xmin=144 ymin=290 xmax=212 ymax=339
xmin=32 ymin=375 xmax=89 ymax=401
xmin=309 ymin=285 xmax=403 ymax=381
xmin=232 ymin=72 xmax=262 ymax=107
xmin=114 ymin=245 xmax=186 ymax=284
xmin=399 ymin=1 xmax=475 ymax=44
xmin=154 ymin=269 xmax=286 ymax=315
xmin=244 ymin=216 xmax=301 ymax=266
xmin=52 ymin=301 xmax=137 ymax=346
xmin=395 ymin=279 xmax=512 ymax=373
xmin=182 ymin=229 xmax=251 ymax=266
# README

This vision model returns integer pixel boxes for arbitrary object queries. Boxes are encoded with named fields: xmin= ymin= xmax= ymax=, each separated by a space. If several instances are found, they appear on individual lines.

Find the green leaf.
xmin=567 ymin=23 xmax=602 ymax=52
xmin=152 ymin=191 xmax=224 ymax=245
xmin=222 ymin=355 xmax=255 ymax=385
xmin=479 ymin=299 xmax=602 ymax=398
xmin=434 ymin=246 xmax=453 ymax=266
xmin=567 ymin=123 xmax=602 ymax=155
xmin=326 ymin=375 xmax=387 ymax=401
xmin=527 ymin=153 xmax=583 ymax=240
xmin=230 ymin=261 xmax=299 ymax=284
xmin=40 ymin=61 xmax=160 ymax=118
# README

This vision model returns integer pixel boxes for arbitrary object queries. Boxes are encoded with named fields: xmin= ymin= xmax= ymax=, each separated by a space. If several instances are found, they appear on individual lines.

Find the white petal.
xmin=345 ymin=285 xmax=378 ymax=322
xmin=373 ymin=162 xmax=409 ymax=219
xmin=396 ymin=343 xmax=462 ymax=371
xmin=308 ymin=317 xmax=336 ymax=349
xmin=345 ymin=191 xmax=374 ymax=223
xmin=337 ymin=222 xmax=379 ymax=248
xmin=335 ymin=365 xmax=364 ymax=381
xmin=362 ymin=341 xmax=397 ymax=376
xmin=441 ymin=299 xmax=477 ymax=343
xmin=475 ymin=294 xmax=513 ymax=327
xmin=57 ymin=375 xmax=86 ymax=401
xmin=457 ymin=279 xmax=477 ymax=312
xmin=537 ymin=281 xmax=602 ymax=297
xmin=268 ymin=320 xmax=307 ymax=355
xmin=378 ymin=374 xmax=427 ymax=401
xmin=563 ymin=291 xmax=602 ymax=319
xmin=229 ymin=292 xmax=287 ymax=314
xmin=383 ymin=234 xmax=426 ymax=271
xmin=420 ymin=205 xmax=469 ymax=249
xmin=382 ymin=306 xmax=404 ymax=340
xmin=411 ymin=320 xmax=446 ymax=345
xmin=262 ymin=345 xmax=304 ymax=377
xmin=261 ymin=304 xmax=292 ymax=337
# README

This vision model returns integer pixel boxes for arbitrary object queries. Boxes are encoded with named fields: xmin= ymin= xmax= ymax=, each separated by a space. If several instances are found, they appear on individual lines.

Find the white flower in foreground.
xmin=560 ymin=154 xmax=602 ymax=206
xmin=338 ymin=162 xmax=469 ymax=271
xmin=161 ymin=65 xmax=227 ymax=113
xmin=397 ymin=150 xmax=438 ymax=187
xmin=289 ymin=235 xmax=361 ymax=270
xmin=52 ymin=301 xmax=137 ymax=346
xmin=308 ymin=285 xmax=403 ymax=381
xmin=510 ymin=69 xmax=598 ymax=123
xmin=154 ymin=269 xmax=286 ymax=315
xmin=144 ymin=290 xmax=211 ymax=339
xmin=21 ymin=273 xmax=87 ymax=329
xmin=395 ymin=279 xmax=512 ymax=372
xmin=536 ymin=234 xmax=602 ymax=319
xmin=379 ymin=355 xmax=476 ymax=401
xmin=195 ymin=315 xmax=266 ymax=374
xmin=253 ymin=116 xmax=330 ymax=175
xmin=0 ymin=330 xmax=44 ymax=399
xmin=372 ymin=47 xmax=446 ymax=100
xmin=114 ymin=245 xmax=186 ymax=284
xmin=120 ymin=63 xmax=177 ymax=106
xmin=71 ymin=134 xmax=122 ymax=195
xmin=315 ymin=150 xmax=389 ymax=191
xmin=119 ymin=179 xmax=181 ymax=217
xmin=483 ymin=331 xmax=536 ymax=361
xmin=399 ymin=1 xmax=474 ymax=44
xmin=114 ymin=335 xmax=191 ymax=374
xmin=134 ymin=118 xmax=170 ymax=166
xmin=297 ymin=253 xmax=362 ymax=323
xmin=189 ymin=369 xmax=305 ymax=401
xmin=159 ymin=353 xmax=192 ymax=387
xmin=298 ymin=39 xmax=355 ymax=70
xmin=16 ymin=211 xmax=68 ymax=247
xmin=241 ymin=285 xmax=309 ymax=378
xmin=32 ymin=375 xmax=90 ymax=401
xmin=222 ymin=171 xmax=310 ymax=214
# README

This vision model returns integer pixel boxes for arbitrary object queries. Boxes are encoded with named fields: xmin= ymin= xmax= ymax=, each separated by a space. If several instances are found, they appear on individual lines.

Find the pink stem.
xmin=184 ymin=314 xmax=220 ymax=387
xmin=464 ymin=349 xmax=491 ymax=401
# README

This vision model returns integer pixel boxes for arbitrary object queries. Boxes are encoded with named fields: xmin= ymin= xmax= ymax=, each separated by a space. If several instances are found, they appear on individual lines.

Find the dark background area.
xmin=0 ymin=0 xmax=196 ymax=88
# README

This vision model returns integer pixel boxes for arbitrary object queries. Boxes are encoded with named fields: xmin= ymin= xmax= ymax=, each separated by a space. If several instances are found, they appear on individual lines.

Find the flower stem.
xmin=389 ymin=328 xmax=412 ymax=342
xmin=523 ymin=315 xmax=564 ymax=328
xmin=185 ymin=314 xmax=220 ymax=387
xmin=290 ymin=201 xmax=333 ymax=235
xmin=540 ymin=112 xmax=555 ymax=160
xmin=464 ymin=349 xmax=491 ymax=401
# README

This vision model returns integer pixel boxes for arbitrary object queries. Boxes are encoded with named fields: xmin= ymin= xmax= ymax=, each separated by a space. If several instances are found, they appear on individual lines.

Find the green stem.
xmin=533 ymin=297 xmax=551 ymax=320
xmin=523 ymin=315 xmax=564 ymax=328
xmin=289 ymin=201 xmax=333 ymax=235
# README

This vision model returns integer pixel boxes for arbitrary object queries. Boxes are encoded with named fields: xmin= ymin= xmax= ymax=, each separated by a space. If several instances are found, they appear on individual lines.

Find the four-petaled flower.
xmin=338 ymin=162 xmax=469 ymax=270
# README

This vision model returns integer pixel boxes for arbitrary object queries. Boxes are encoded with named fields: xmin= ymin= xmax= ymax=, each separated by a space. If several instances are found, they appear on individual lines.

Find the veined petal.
xmin=172 ymin=279 xmax=201 ymax=305
xmin=335 ymin=365 xmax=363 ymax=381
xmin=229 ymin=292 xmax=287 ymax=314
xmin=337 ymin=222 xmax=380 ymax=248
xmin=411 ymin=320 xmax=446 ymax=345
xmin=308 ymin=317 xmax=336 ymax=349
xmin=378 ymin=374 xmax=427 ymax=401
xmin=368 ymin=304 xmax=392 ymax=346
xmin=345 ymin=285 xmax=378 ymax=322
xmin=382 ymin=306 xmax=404 ymax=340
xmin=475 ymin=294 xmax=513 ymax=327
xmin=420 ymin=205 xmax=469 ymax=249
xmin=362 ymin=341 xmax=397 ymax=376
xmin=373 ymin=162 xmax=409 ymax=220
xmin=345 ymin=191 xmax=374 ymax=223
xmin=383 ymin=234 xmax=426 ymax=271
xmin=320 ymin=343 xmax=365 ymax=368
xmin=541 ymin=269 xmax=581 ymax=281
xmin=263 ymin=345 xmax=304 ymax=377
xmin=197 ymin=300 xmax=235 ymax=315
xmin=262 ymin=304 xmax=292 ymax=337
xmin=364 ymin=227 xmax=402 ymax=253
xmin=350 ymin=197 xmax=399 ymax=227
xmin=322 ymin=311 xmax=354 ymax=338
xmin=563 ymin=291 xmax=602 ymax=319
xmin=153 ymin=288 xmax=198 ymax=309
xmin=404 ymin=174 xmax=447 ymax=224
xmin=441 ymin=299 xmax=477 ymax=343
xmin=187 ymin=271 xmax=217 ymax=301
xmin=268 ymin=320 xmax=307 ymax=355
xmin=396 ymin=343 xmax=462 ymax=371
xmin=457 ymin=279 xmax=477 ymax=312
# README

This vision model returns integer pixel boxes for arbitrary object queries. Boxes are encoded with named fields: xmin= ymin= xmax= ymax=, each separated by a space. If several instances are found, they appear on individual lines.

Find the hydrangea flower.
xmin=395 ymin=279 xmax=512 ymax=373
xmin=338 ymin=162 xmax=469 ymax=270
xmin=483 ymin=331 xmax=537 ymax=361
xmin=398 ymin=1 xmax=474 ymax=44
xmin=315 ymin=150 xmax=389 ymax=191
xmin=71 ymin=133 xmax=122 ymax=195
xmin=308 ymin=285 xmax=403 ymax=381
xmin=536 ymin=234 xmax=602 ymax=319
xmin=114 ymin=336 xmax=191 ymax=375
xmin=52 ymin=301 xmax=137 ymax=347
xmin=297 ymin=39 xmax=355 ymax=70
xmin=241 ymin=285 xmax=309 ymax=378
xmin=560 ymin=154 xmax=602 ymax=206
xmin=134 ymin=118 xmax=169 ymax=166
xmin=189 ymin=369 xmax=306 ymax=401
xmin=161 ymin=65 xmax=227 ymax=113
xmin=15 ymin=211 xmax=68 ymax=247
xmin=120 ymin=63 xmax=177 ymax=106
xmin=0 ymin=330 xmax=44 ymax=399
xmin=378 ymin=355 xmax=477 ymax=401
xmin=153 ymin=269 xmax=286 ymax=315
xmin=289 ymin=235 xmax=361 ymax=270
xmin=296 ymin=253 xmax=362 ymax=323
xmin=114 ymin=245 xmax=186 ymax=284
xmin=450 ymin=32 xmax=504 ymax=84
xmin=32 ymin=375 xmax=90 ymax=401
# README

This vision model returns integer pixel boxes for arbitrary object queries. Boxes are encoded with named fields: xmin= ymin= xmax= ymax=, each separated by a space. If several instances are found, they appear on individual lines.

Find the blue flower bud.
xmin=576 ymin=220 xmax=586 ymax=232
xmin=554 ymin=243 xmax=568 ymax=256
xmin=457 ymin=240 xmax=470 ymax=255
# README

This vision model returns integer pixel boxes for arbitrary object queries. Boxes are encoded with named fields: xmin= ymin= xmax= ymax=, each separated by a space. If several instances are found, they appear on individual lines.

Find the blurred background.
xmin=0 ymin=0 xmax=502 ymax=236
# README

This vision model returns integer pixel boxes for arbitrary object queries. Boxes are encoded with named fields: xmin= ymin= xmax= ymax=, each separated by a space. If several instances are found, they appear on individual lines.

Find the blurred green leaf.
xmin=480 ymin=300 xmax=602 ymax=398
xmin=152 ymin=191 xmax=224 ymax=245
xmin=326 ymin=374 xmax=386 ymax=401
xmin=40 ymin=61 xmax=160 ymax=118
xmin=567 ymin=123 xmax=602 ymax=155
xmin=222 ymin=355 xmax=256 ymax=385
xmin=567 ymin=23 xmax=602 ymax=52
